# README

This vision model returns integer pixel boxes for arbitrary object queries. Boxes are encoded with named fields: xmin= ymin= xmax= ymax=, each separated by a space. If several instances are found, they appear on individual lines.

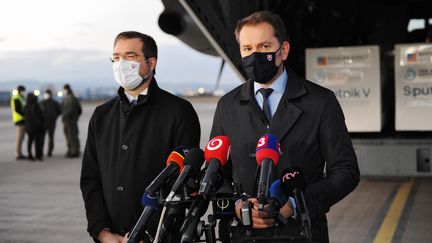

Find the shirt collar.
xmin=254 ymin=68 xmax=288 ymax=95
xmin=124 ymin=88 xmax=148 ymax=103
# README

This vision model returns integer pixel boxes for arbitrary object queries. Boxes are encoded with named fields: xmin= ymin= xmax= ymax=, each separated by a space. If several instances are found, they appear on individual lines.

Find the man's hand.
xmin=98 ymin=229 xmax=123 ymax=243
xmin=234 ymin=198 xmax=274 ymax=229
xmin=279 ymin=199 xmax=294 ymax=219
xmin=120 ymin=233 xmax=143 ymax=243
xmin=235 ymin=197 xmax=295 ymax=229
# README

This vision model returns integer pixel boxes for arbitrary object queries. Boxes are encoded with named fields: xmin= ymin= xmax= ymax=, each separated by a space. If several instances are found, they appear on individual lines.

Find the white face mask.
xmin=43 ymin=93 xmax=50 ymax=100
xmin=112 ymin=59 xmax=151 ymax=90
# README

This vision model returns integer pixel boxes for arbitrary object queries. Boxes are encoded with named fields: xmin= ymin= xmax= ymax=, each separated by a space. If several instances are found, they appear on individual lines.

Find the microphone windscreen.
xmin=255 ymin=134 xmax=280 ymax=166
xmin=141 ymin=192 xmax=159 ymax=209
xmin=183 ymin=148 xmax=205 ymax=173
xmin=269 ymin=179 xmax=288 ymax=205
xmin=280 ymin=167 xmax=306 ymax=197
xmin=166 ymin=146 xmax=188 ymax=170
xmin=204 ymin=136 xmax=231 ymax=166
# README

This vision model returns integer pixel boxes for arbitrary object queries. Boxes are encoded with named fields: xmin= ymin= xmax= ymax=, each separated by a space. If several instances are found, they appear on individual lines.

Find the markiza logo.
xmin=282 ymin=171 xmax=299 ymax=182
xmin=206 ymin=138 xmax=223 ymax=151
xmin=216 ymin=199 xmax=230 ymax=210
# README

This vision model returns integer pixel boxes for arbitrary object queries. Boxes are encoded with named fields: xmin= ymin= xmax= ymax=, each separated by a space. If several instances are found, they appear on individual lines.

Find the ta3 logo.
xmin=257 ymin=136 xmax=268 ymax=148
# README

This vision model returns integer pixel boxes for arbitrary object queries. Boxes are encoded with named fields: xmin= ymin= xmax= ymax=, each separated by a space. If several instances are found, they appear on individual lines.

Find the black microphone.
xmin=165 ymin=148 xmax=204 ymax=202
xmin=199 ymin=136 xmax=231 ymax=198
xmin=180 ymin=195 xmax=209 ymax=243
xmin=155 ymin=148 xmax=204 ymax=243
xmin=145 ymin=146 xmax=188 ymax=196
xmin=127 ymin=193 xmax=160 ymax=243
xmin=280 ymin=167 xmax=312 ymax=242
xmin=255 ymin=134 xmax=280 ymax=210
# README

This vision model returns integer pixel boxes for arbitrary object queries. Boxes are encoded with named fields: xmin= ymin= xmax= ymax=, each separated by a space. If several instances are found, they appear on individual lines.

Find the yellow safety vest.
xmin=11 ymin=94 xmax=25 ymax=123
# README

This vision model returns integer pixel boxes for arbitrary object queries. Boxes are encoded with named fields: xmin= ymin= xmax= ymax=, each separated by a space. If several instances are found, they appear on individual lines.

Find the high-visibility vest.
xmin=11 ymin=94 xmax=25 ymax=123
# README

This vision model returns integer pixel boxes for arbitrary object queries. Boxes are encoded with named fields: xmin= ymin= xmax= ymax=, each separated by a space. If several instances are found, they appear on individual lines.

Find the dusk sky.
xmin=0 ymin=0 xmax=241 ymax=92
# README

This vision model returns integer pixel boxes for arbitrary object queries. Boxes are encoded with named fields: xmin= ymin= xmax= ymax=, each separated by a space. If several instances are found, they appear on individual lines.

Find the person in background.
xmin=24 ymin=93 xmax=45 ymax=161
xmin=10 ymin=85 xmax=26 ymax=160
xmin=61 ymin=84 xmax=82 ymax=158
xmin=39 ymin=89 xmax=61 ymax=157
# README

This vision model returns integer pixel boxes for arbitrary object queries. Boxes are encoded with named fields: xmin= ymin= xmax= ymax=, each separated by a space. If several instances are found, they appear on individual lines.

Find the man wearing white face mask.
xmin=80 ymin=31 xmax=201 ymax=243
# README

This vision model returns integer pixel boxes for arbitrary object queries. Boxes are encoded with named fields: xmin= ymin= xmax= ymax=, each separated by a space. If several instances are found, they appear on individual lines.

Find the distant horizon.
xmin=0 ymin=0 xmax=242 ymax=95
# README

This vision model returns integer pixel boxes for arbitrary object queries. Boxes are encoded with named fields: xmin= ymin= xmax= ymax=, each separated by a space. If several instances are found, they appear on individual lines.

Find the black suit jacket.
xmin=210 ymin=69 xmax=359 ymax=242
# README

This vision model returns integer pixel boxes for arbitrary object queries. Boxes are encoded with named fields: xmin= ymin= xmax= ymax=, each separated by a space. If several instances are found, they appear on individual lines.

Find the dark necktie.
xmin=258 ymin=88 xmax=274 ymax=121
xmin=130 ymin=99 xmax=137 ymax=106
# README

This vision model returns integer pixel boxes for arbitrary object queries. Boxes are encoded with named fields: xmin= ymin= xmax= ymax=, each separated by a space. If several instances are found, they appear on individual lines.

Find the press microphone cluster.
xmin=128 ymin=135 xmax=314 ymax=242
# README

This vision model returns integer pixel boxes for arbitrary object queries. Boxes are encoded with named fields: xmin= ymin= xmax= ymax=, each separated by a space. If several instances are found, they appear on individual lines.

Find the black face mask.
xmin=241 ymin=45 xmax=283 ymax=84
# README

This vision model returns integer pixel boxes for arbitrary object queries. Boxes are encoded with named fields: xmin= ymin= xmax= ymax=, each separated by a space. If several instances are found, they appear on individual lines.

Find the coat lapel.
xmin=268 ymin=69 xmax=307 ymax=141
xmin=235 ymin=79 xmax=269 ymax=125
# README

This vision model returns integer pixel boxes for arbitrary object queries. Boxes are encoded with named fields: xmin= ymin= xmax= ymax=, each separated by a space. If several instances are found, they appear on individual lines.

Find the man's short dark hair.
xmin=234 ymin=11 xmax=288 ymax=44
xmin=17 ymin=85 xmax=25 ymax=92
xmin=63 ymin=84 xmax=74 ymax=95
xmin=114 ymin=31 xmax=158 ymax=60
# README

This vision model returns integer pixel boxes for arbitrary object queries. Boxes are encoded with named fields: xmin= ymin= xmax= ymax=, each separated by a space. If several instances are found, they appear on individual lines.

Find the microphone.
xmin=198 ymin=136 xmax=231 ymax=198
xmin=280 ymin=167 xmax=312 ymax=241
xmin=153 ymin=149 xmax=204 ymax=243
xmin=268 ymin=179 xmax=288 ymax=217
xmin=145 ymin=146 xmax=188 ymax=196
xmin=165 ymin=148 xmax=204 ymax=202
xmin=255 ymin=134 xmax=280 ymax=210
xmin=127 ymin=193 xmax=160 ymax=243
xmin=180 ymin=196 xmax=210 ymax=243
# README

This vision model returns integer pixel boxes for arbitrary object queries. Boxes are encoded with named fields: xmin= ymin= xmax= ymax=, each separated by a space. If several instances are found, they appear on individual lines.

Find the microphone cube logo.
xmin=257 ymin=136 xmax=268 ymax=148
xmin=282 ymin=171 xmax=299 ymax=182
xmin=206 ymin=138 xmax=223 ymax=151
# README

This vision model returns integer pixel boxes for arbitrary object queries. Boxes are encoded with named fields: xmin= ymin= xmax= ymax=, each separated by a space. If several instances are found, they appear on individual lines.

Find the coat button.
xmin=121 ymin=144 xmax=128 ymax=150
xmin=116 ymin=186 xmax=124 ymax=191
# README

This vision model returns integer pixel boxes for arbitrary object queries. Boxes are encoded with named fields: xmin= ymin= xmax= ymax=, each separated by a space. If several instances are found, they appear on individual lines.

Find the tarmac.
xmin=0 ymin=98 xmax=431 ymax=243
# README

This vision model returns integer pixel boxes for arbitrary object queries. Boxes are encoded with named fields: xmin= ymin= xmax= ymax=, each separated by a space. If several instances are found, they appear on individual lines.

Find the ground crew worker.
xmin=11 ymin=85 xmax=26 ymax=160
xmin=61 ymin=84 xmax=82 ymax=158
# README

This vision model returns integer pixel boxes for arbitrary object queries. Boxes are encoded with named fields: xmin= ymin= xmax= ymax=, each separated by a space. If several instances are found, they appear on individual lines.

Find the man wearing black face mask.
xmin=210 ymin=11 xmax=359 ymax=242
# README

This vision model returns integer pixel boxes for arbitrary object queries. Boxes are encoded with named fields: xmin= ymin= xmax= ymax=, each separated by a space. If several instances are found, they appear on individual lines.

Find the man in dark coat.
xmin=80 ymin=31 xmax=200 ymax=243
xmin=40 ymin=89 xmax=61 ymax=157
xmin=24 ymin=93 xmax=45 ymax=161
xmin=210 ymin=11 xmax=359 ymax=242
xmin=61 ymin=84 xmax=82 ymax=158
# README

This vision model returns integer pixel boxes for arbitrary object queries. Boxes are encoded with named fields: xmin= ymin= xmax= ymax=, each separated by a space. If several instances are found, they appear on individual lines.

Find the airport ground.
xmin=0 ymin=98 xmax=431 ymax=243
